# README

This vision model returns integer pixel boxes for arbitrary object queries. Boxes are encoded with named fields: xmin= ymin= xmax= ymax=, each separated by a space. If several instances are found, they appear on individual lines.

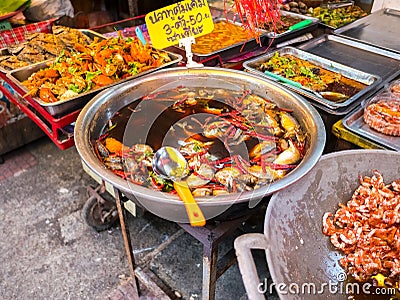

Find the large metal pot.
xmin=74 ymin=67 xmax=326 ymax=223
xmin=234 ymin=149 xmax=400 ymax=299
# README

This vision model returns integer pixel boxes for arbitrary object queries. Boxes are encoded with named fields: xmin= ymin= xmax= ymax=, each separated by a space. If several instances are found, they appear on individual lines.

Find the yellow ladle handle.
xmin=174 ymin=181 xmax=206 ymax=227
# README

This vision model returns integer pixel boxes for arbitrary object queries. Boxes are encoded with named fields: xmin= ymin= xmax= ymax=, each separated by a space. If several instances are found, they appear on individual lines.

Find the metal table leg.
xmin=106 ymin=185 xmax=266 ymax=299
xmin=179 ymin=214 xmax=256 ymax=300
xmin=114 ymin=187 xmax=139 ymax=297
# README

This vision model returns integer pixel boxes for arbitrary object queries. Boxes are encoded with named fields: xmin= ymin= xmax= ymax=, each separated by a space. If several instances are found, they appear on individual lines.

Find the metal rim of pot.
xmin=74 ymin=67 xmax=326 ymax=216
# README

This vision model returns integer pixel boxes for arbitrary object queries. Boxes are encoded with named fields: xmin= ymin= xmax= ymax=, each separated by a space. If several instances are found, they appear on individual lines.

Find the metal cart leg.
xmin=179 ymin=214 xmax=254 ymax=300
xmin=202 ymin=244 xmax=218 ymax=300
xmin=114 ymin=187 xmax=139 ymax=297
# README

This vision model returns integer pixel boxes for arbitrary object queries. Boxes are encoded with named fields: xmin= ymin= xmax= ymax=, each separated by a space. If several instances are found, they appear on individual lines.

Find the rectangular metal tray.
xmin=262 ymin=11 xmax=319 ymax=45
xmin=334 ymin=8 xmax=400 ymax=54
xmin=170 ymin=18 xmax=267 ymax=63
xmin=7 ymin=51 xmax=182 ymax=117
xmin=0 ymin=29 xmax=105 ymax=73
xmin=298 ymin=34 xmax=400 ymax=115
xmin=243 ymin=46 xmax=381 ymax=110
xmin=342 ymin=100 xmax=400 ymax=151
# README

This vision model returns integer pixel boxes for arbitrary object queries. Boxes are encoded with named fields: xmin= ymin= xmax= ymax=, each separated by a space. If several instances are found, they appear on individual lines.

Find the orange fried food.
xmin=22 ymin=35 xmax=172 ymax=103
xmin=105 ymin=137 xmax=127 ymax=154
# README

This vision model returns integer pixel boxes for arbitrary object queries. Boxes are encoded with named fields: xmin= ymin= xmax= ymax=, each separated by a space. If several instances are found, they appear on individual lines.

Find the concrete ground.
xmin=0 ymin=137 xmax=275 ymax=300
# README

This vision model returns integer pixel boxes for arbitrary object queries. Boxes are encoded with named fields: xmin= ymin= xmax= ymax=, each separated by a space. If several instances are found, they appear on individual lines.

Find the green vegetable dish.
xmin=308 ymin=5 xmax=367 ymax=28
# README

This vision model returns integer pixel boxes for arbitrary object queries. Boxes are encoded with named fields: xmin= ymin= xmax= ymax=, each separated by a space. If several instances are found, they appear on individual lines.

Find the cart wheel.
xmin=82 ymin=195 xmax=119 ymax=232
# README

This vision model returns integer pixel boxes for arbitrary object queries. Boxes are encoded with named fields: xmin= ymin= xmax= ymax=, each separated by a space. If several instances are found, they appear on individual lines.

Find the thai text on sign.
xmin=145 ymin=0 xmax=214 ymax=49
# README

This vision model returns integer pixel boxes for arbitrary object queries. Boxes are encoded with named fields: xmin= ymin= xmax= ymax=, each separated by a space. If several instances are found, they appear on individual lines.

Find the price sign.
xmin=145 ymin=0 xmax=214 ymax=49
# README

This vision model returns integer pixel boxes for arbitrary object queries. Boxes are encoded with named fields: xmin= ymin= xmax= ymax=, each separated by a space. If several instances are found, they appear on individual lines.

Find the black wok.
xmin=235 ymin=149 xmax=400 ymax=299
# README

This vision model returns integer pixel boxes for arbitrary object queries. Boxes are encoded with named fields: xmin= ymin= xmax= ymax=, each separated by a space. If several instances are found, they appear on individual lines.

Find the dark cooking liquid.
xmin=101 ymin=88 xmax=262 ymax=159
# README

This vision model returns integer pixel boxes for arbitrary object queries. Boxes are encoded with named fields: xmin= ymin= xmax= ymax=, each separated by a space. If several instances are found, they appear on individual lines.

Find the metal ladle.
xmin=265 ymin=71 xmax=349 ymax=102
xmin=152 ymin=146 xmax=206 ymax=226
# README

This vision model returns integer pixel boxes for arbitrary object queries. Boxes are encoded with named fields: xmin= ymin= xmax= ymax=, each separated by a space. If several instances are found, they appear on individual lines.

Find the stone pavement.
xmin=0 ymin=137 xmax=274 ymax=300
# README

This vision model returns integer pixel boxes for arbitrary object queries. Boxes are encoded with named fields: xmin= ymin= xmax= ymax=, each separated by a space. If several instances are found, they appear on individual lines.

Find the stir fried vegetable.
xmin=22 ymin=35 xmax=172 ymax=103
xmin=259 ymin=52 xmax=338 ymax=91
xmin=308 ymin=5 xmax=367 ymax=28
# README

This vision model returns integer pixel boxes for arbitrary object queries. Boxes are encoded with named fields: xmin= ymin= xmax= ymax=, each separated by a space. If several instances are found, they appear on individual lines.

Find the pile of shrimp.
xmin=323 ymin=170 xmax=400 ymax=286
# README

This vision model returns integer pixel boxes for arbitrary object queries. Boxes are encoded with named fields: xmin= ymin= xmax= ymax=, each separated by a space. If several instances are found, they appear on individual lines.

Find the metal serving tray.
xmin=334 ymin=8 xmax=400 ymax=54
xmin=0 ymin=29 xmax=105 ymax=73
xmin=7 ymin=51 xmax=182 ymax=117
xmin=262 ymin=11 xmax=319 ymax=46
xmin=243 ymin=46 xmax=381 ymax=110
xmin=342 ymin=100 xmax=400 ymax=151
xmin=298 ymin=34 xmax=400 ymax=115
xmin=171 ymin=18 xmax=267 ymax=63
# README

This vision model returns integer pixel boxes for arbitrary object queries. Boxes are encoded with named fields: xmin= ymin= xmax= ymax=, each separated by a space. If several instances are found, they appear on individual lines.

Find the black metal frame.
xmin=112 ymin=186 xmax=266 ymax=299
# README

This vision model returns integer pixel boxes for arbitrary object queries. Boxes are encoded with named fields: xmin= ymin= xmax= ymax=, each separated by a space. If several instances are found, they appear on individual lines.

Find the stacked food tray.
xmin=6 ymin=49 xmax=182 ymax=116
xmin=170 ymin=14 xmax=318 ymax=65
xmin=334 ymin=8 xmax=400 ymax=54
xmin=307 ymin=2 xmax=368 ymax=29
xmin=328 ymin=8 xmax=400 ymax=150
xmin=341 ymin=80 xmax=400 ymax=151
xmin=255 ymin=11 xmax=319 ymax=47
xmin=1 ymin=23 xmax=182 ymax=149
xmin=298 ymin=34 xmax=400 ymax=114
xmin=170 ymin=18 xmax=267 ymax=65
xmin=243 ymin=46 xmax=381 ymax=112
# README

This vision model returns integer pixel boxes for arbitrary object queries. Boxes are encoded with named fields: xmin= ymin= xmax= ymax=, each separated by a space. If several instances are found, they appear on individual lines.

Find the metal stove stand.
xmin=109 ymin=186 xmax=266 ymax=300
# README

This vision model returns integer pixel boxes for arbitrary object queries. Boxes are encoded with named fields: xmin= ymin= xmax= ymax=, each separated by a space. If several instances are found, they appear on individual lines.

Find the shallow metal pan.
xmin=0 ymin=29 xmax=105 ymax=74
xmin=334 ymin=8 xmax=400 ymax=54
xmin=243 ymin=46 xmax=381 ymax=109
xmin=170 ymin=18 xmax=267 ymax=63
xmin=342 ymin=99 xmax=400 ymax=151
xmin=299 ymin=34 xmax=400 ymax=88
xmin=298 ymin=34 xmax=400 ymax=115
xmin=6 ymin=51 xmax=183 ymax=117
xmin=262 ymin=11 xmax=319 ymax=46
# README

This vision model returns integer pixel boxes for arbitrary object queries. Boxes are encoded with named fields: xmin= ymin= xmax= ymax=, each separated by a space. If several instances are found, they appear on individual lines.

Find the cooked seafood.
xmin=0 ymin=26 xmax=94 ymax=71
xmin=94 ymin=87 xmax=307 ymax=196
xmin=389 ymin=80 xmax=400 ymax=97
xmin=258 ymin=51 xmax=366 ymax=99
xmin=22 ymin=35 xmax=172 ymax=103
xmin=322 ymin=171 xmax=400 ymax=287
xmin=364 ymin=97 xmax=400 ymax=136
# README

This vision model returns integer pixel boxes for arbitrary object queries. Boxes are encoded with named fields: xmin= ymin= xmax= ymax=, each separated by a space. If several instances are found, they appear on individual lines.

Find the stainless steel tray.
xmin=262 ymin=11 xmax=319 ymax=45
xmin=7 ymin=51 xmax=182 ymax=117
xmin=334 ymin=8 xmax=400 ymax=54
xmin=342 ymin=101 xmax=400 ymax=151
xmin=170 ymin=18 xmax=267 ymax=63
xmin=0 ymin=29 xmax=105 ymax=73
xmin=298 ymin=34 xmax=400 ymax=115
xmin=243 ymin=46 xmax=381 ymax=109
